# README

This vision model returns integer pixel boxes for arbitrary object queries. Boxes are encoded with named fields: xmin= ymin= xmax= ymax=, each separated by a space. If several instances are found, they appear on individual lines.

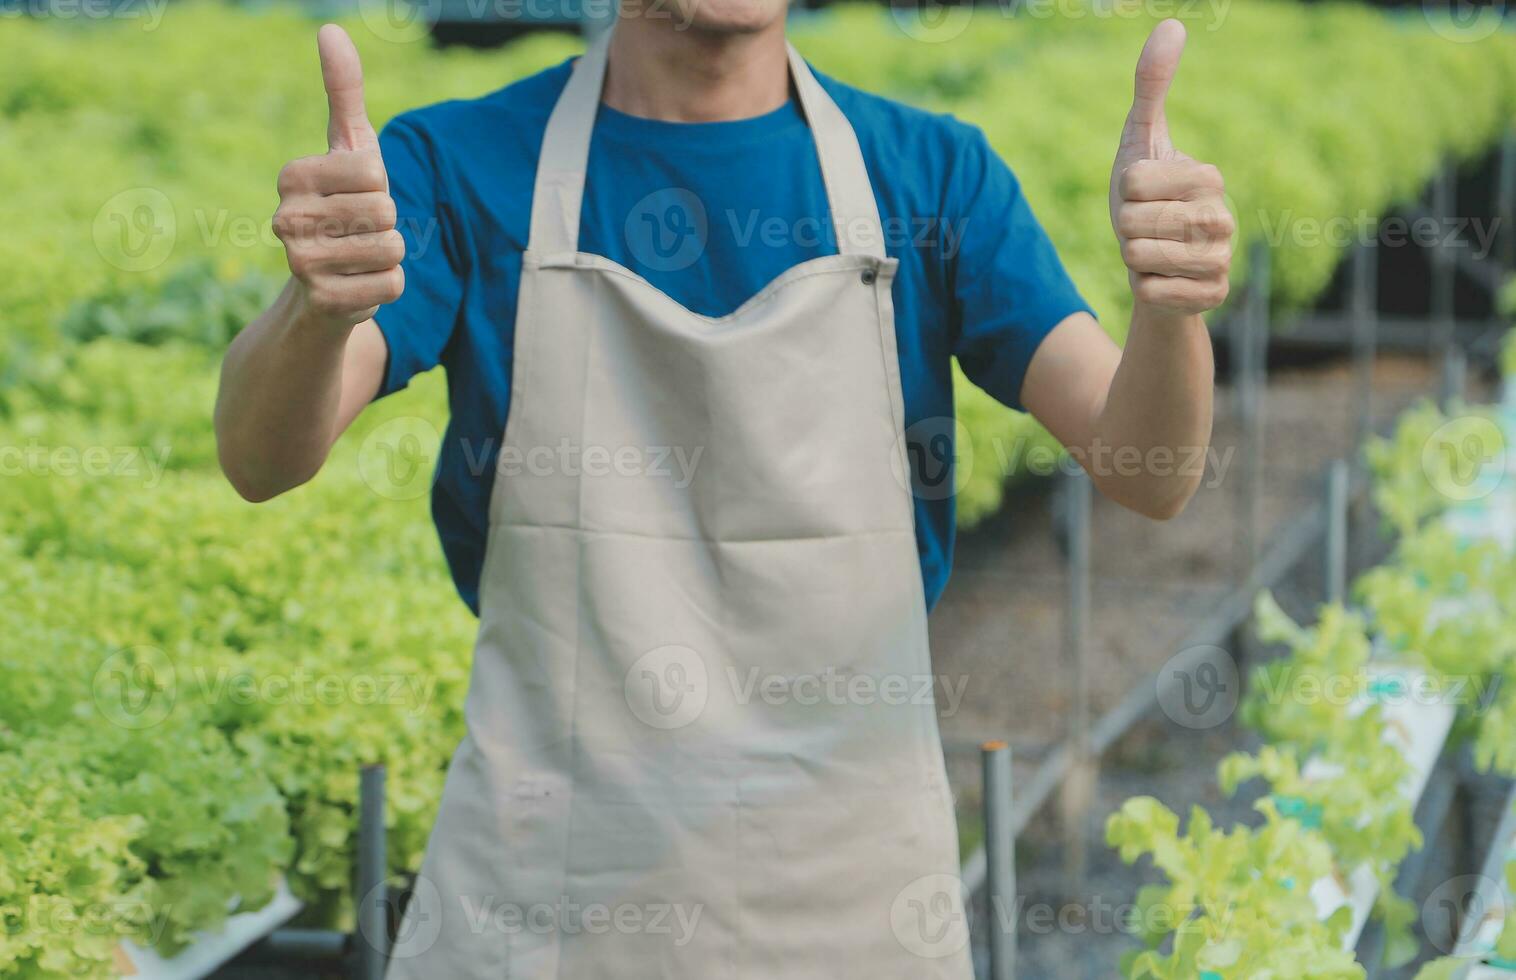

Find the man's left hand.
xmin=1109 ymin=19 xmax=1235 ymax=318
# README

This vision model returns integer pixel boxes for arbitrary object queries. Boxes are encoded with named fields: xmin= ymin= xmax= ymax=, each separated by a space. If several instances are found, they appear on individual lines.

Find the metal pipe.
xmin=1325 ymin=460 xmax=1349 ymax=606
xmin=1233 ymin=241 xmax=1270 ymax=682
xmin=1430 ymin=164 xmax=1457 ymax=370
xmin=1060 ymin=468 xmax=1092 ymax=893
xmin=1499 ymin=131 xmax=1516 ymax=272
xmin=1440 ymin=343 xmax=1467 ymax=409
xmin=982 ymin=741 xmax=1016 ymax=980
xmin=244 ymin=928 xmax=348 ymax=960
xmin=358 ymin=764 xmax=389 ymax=980
xmin=1349 ymin=243 xmax=1378 ymax=575
xmin=1236 ymin=242 xmax=1270 ymax=584
xmin=1350 ymin=244 xmax=1378 ymax=456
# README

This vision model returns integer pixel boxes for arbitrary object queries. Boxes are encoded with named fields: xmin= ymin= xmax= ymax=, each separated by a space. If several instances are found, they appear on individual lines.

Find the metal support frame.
xmin=982 ymin=742 xmax=1017 ymax=980
xmin=1430 ymin=164 xmax=1459 ymax=386
xmin=1350 ymin=243 xmax=1380 ymax=574
xmin=1060 ymin=469 xmax=1093 ymax=895
xmin=1500 ymin=133 xmax=1516 ymax=272
xmin=1453 ymin=778 xmax=1516 ymax=957
xmin=1441 ymin=343 xmax=1468 ymax=409
xmin=1236 ymin=241 xmax=1271 ymax=582
xmin=358 ymin=764 xmax=389 ymax=980
xmin=1230 ymin=240 xmax=1271 ymax=682
xmin=1325 ymin=459 xmax=1349 ymax=606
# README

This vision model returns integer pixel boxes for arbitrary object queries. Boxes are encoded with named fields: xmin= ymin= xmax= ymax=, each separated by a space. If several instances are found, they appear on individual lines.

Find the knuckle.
xmin=305 ymin=284 xmax=341 ymax=316
xmin=377 ymin=267 xmax=405 ymax=304
xmin=275 ymin=161 xmax=301 ymax=197
xmin=1197 ymin=163 xmax=1224 ymax=190
xmin=285 ymin=246 xmax=313 ymax=280
xmin=375 ymin=195 xmax=398 ymax=231
xmin=1116 ymin=205 xmax=1140 ymax=238
xmin=1134 ymin=278 xmax=1163 ymax=306
xmin=358 ymin=154 xmax=388 ymax=189
xmin=1120 ymin=238 xmax=1142 ymax=267
xmin=278 ymin=156 xmax=322 ymax=195
xmin=271 ymin=206 xmax=295 ymax=241
xmin=1119 ymin=164 xmax=1150 ymax=200
xmin=382 ymin=229 xmax=407 ymax=262
xmin=1200 ymin=209 xmax=1232 ymax=238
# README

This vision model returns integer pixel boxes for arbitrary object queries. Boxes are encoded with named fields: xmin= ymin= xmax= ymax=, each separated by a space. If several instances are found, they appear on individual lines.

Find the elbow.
xmin=1136 ymin=492 xmax=1191 ymax=522
xmin=1131 ymin=479 xmax=1200 ymax=522
xmin=216 ymin=437 xmax=309 ymax=504
xmin=227 ymin=475 xmax=282 ymax=504
xmin=1098 ymin=474 xmax=1199 ymax=522
xmin=220 ymin=459 xmax=288 ymax=503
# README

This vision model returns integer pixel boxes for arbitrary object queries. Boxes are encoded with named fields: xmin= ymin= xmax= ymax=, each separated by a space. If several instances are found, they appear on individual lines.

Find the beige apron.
xmin=385 ymin=31 xmax=971 ymax=980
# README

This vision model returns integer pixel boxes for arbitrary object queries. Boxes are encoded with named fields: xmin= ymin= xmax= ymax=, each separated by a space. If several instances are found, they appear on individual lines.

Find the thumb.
xmin=1126 ymin=19 xmax=1186 ymax=158
xmin=318 ymin=24 xmax=377 ymax=152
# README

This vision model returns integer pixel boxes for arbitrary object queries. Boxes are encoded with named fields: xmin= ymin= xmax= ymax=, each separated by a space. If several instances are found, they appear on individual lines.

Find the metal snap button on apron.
xmin=385 ymin=29 xmax=968 ymax=980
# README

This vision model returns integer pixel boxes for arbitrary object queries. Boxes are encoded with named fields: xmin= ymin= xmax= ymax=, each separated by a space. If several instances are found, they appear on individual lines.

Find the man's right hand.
xmin=273 ymin=24 xmax=405 ymax=330
xmin=214 ymin=24 xmax=396 ymax=502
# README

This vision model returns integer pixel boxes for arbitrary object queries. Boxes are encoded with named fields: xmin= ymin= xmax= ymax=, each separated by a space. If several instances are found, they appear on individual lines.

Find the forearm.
xmin=1090 ymin=304 xmax=1214 ymax=518
xmin=214 ymin=279 xmax=357 ymax=501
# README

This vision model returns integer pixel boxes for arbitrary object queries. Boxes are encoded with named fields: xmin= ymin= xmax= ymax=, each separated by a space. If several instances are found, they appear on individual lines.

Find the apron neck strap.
xmin=528 ymin=31 xmax=887 ymax=260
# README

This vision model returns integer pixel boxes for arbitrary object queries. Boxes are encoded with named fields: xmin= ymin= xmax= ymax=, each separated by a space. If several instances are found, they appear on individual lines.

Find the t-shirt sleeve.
xmin=947 ymin=126 xmax=1092 ymax=413
xmin=372 ymin=115 xmax=465 ymax=399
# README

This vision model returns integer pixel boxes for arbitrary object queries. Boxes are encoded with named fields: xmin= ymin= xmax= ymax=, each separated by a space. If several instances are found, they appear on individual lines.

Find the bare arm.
xmin=215 ymin=298 xmax=388 ymax=501
xmin=1022 ymin=20 xmax=1226 ymax=521
xmin=1023 ymin=309 xmax=1213 ymax=520
xmin=215 ymin=25 xmax=403 ymax=501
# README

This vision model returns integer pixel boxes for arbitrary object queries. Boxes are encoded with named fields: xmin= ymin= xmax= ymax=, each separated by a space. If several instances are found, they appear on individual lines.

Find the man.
xmin=215 ymin=0 xmax=1225 ymax=974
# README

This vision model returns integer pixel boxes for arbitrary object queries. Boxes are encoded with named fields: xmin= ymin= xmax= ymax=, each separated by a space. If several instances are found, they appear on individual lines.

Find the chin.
xmin=671 ymin=0 xmax=788 ymax=34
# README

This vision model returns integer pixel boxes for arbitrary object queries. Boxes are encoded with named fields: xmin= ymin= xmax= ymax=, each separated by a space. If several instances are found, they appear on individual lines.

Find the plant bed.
xmin=113 ymin=883 xmax=301 ymax=980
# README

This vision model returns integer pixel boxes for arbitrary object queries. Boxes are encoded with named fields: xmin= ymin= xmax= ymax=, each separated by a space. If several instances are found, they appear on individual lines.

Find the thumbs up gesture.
xmin=272 ymin=25 xmax=404 ymax=329
xmin=1109 ymin=20 xmax=1233 ymax=317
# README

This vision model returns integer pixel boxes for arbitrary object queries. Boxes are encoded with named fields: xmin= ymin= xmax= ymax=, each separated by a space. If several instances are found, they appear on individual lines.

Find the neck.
xmin=602 ymin=18 xmax=790 ymax=123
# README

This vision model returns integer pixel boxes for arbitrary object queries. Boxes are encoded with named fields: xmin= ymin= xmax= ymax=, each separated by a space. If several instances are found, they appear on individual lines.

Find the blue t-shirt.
xmin=375 ymin=56 xmax=1090 ymax=616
